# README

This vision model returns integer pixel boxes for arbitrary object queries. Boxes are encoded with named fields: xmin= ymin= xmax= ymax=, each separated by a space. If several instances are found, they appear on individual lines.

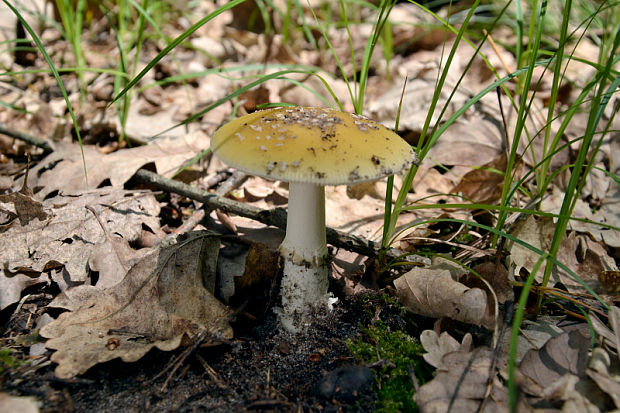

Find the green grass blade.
xmin=110 ymin=0 xmax=247 ymax=105
xmin=3 ymin=0 xmax=88 ymax=185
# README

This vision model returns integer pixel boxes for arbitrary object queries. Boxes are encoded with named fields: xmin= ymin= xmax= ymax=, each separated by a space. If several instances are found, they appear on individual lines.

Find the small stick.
xmin=195 ymin=353 xmax=228 ymax=390
xmin=211 ymin=170 xmax=248 ymax=234
xmin=0 ymin=122 xmax=53 ymax=153
xmin=214 ymin=170 xmax=247 ymax=196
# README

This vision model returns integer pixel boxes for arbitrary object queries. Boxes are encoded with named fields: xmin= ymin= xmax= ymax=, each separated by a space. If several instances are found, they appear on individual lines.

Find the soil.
xmin=2 ymin=289 xmax=421 ymax=412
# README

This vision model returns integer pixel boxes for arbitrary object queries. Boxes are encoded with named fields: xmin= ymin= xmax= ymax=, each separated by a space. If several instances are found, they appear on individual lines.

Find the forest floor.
xmin=1 ymin=1 xmax=619 ymax=412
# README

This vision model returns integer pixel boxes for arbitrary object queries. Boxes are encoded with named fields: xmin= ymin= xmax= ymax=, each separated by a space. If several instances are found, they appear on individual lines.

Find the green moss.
xmin=355 ymin=293 xmax=407 ymax=318
xmin=347 ymin=321 xmax=432 ymax=412
xmin=0 ymin=347 xmax=22 ymax=374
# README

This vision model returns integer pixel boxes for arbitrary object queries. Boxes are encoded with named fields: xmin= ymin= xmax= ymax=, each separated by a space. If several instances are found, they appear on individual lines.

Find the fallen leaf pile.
xmin=0 ymin=187 xmax=160 ymax=310
xmin=40 ymin=232 xmax=231 ymax=379
xmin=417 ymin=326 xmax=620 ymax=413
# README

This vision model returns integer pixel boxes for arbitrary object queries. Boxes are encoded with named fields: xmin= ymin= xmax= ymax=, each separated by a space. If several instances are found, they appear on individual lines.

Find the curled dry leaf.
xmin=394 ymin=267 xmax=488 ymax=327
xmin=0 ymin=182 xmax=48 ymax=229
xmin=40 ymin=231 xmax=231 ymax=379
xmin=587 ymin=347 xmax=620 ymax=409
xmin=589 ymin=307 xmax=620 ymax=359
xmin=507 ymin=214 xmax=610 ymax=294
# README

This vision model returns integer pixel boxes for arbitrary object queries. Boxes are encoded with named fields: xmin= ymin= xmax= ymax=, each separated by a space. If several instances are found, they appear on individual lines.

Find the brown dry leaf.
xmin=242 ymin=177 xmax=277 ymax=201
xmin=0 ymin=183 xmax=48 ymax=230
xmin=519 ymin=330 xmax=590 ymax=390
xmin=589 ymin=307 xmax=620 ymax=359
xmin=554 ymin=232 xmax=605 ymax=293
xmin=88 ymin=232 xmax=147 ymax=290
xmin=498 ymin=318 xmax=564 ymax=365
xmin=40 ymin=231 xmax=232 ymax=379
xmin=394 ymin=260 xmax=489 ymax=327
xmin=346 ymin=181 xmax=382 ymax=200
xmin=419 ymin=330 xmax=472 ymax=368
xmin=20 ymin=132 xmax=209 ymax=200
xmin=507 ymin=214 xmax=554 ymax=281
xmin=540 ymin=374 xmax=603 ymax=413
xmin=414 ymin=347 xmax=515 ymax=413
xmin=451 ymin=153 xmax=507 ymax=204
xmin=325 ymin=184 xmax=421 ymax=243
xmin=542 ymin=182 xmax=620 ymax=249
xmin=587 ymin=347 xmax=620 ymax=409
xmin=507 ymin=215 xmax=609 ymax=293
xmin=0 ymin=189 xmax=160 ymax=310
xmin=518 ymin=330 xmax=613 ymax=411
xmin=463 ymin=262 xmax=514 ymax=305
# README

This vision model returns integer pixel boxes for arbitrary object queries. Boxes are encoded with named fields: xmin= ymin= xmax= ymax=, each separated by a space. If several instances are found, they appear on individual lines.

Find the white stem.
xmin=277 ymin=182 xmax=333 ymax=333
xmin=279 ymin=183 xmax=327 ymax=263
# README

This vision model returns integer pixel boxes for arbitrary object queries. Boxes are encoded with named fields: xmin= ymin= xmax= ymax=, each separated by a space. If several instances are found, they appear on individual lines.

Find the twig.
xmin=0 ymin=122 xmax=54 ymax=153
xmin=134 ymin=169 xmax=428 ymax=263
xmin=211 ymin=170 xmax=248 ymax=234
xmin=195 ymin=353 xmax=228 ymax=390
xmin=214 ymin=170 xmax=247 ymax=196
xmin=153 ymin=329 xmax=212 ymax=393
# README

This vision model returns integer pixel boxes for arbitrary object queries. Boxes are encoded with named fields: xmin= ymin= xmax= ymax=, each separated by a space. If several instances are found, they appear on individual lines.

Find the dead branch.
xmin=134 ymin=169 xmax=427 ymax=264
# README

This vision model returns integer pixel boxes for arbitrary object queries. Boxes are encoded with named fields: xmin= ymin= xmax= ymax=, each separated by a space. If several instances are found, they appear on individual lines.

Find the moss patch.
xmin=347 ymin=320 xmax=432 ymax=412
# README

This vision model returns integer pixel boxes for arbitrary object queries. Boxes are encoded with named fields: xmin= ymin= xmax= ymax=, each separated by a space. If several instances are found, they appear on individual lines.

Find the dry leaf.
xmin=88 ymin=232 xmax=147 ymax=290
xmin=554 ymin=232 xmax=605 ymax=292
xmin=587 ymin=347 xmax=620 ymax=409
xmin=394 ymin=265 xmax=489 ymax=327
xmin=507 ymin=215 xmax=609 ymax=293
xmin=498 ymin=318 xmax=564 ymax=364
xmin=451 ymin=153 xmax=507 ymax=204
xmin=542 ymin=182 xmax=620 ymax=249
xmin=462 ymin=262 xmax=514 ymax=305
xmin=519 ymin=330 xmax=590 ymax=394
xmin=40 ymin=231 xmax=231 ymax=379
xmin=414 ymin=347 xmax=513 ymax=413
xmin=507 ymin=214 xmax=555 ymax=282
xmin=0 ymin=189 xmax=160 ymax=310
xmin=420 ymin=330 xmax=472 ymax=368
xmin=589 ymin=307 xmax=620 ymax=359
xmin=0 ymin=185 xmax=48 ymax=229
xmin=19 ymin=132 xmax=209 ymax=200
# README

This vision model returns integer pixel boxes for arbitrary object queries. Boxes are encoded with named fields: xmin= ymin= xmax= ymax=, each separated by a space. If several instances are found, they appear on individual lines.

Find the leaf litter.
xmin=0 ymin=187 xmax=160 ymax=309
xmin=1 ymin=1 xmax=619 ymax=412
xmin=40 ymin=231 xmax=231 ymax=379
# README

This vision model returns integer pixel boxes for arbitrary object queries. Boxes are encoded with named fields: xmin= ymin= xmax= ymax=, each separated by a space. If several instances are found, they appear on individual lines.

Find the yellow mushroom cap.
xmin=210 ymin=106 xmax=415 ymax=185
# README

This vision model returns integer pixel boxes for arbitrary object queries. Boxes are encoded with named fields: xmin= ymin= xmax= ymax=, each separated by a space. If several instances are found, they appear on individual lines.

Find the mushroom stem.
xmin=278 ymin=182 xmax=331 ymax=332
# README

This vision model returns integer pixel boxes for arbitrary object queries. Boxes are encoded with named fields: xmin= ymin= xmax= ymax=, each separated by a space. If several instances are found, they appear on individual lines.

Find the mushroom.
xmin=210 ymin=106 xmax=416 ymax=332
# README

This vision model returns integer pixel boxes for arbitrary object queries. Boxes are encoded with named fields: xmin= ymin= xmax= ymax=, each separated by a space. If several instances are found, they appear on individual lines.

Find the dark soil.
xmin=2 ymin=291 xmax=420 ymax=413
